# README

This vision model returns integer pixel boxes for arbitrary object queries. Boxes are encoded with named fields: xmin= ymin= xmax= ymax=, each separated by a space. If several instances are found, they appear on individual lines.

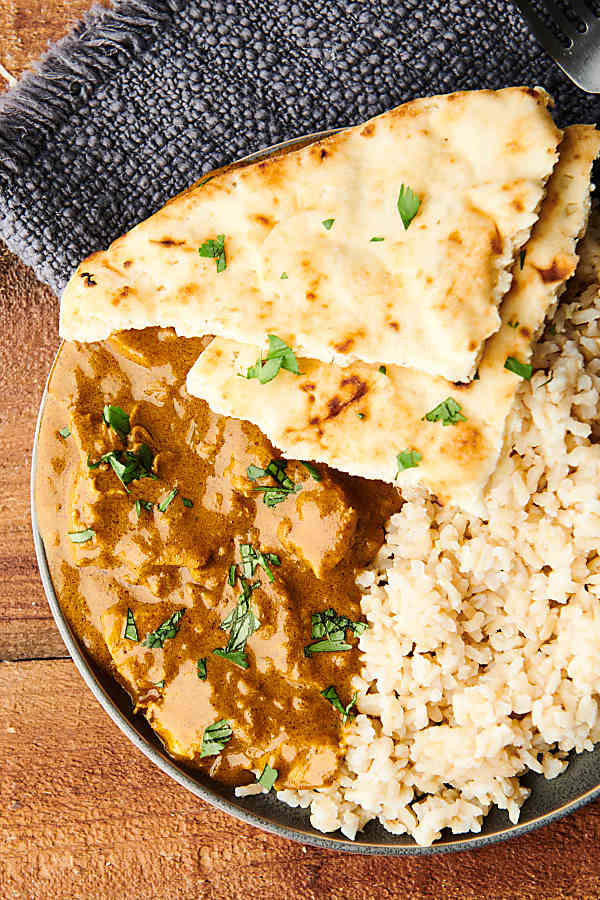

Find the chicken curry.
xmin=35 ymin=327 xmax=401 ymax=791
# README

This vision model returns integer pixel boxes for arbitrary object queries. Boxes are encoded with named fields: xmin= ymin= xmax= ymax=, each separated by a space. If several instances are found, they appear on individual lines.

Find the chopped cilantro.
xmin=135 ymin=498 xmax=153 ymax=517
xmin=257 ymin=763 xmax=278 ymax=791
xmin=253 ymin=487 xmax=300 ymax=507
xmin=378 ymin=365 xmax=387 ymax=375
xmin=311 ymin=607 xmax=368 ymax=642
xmin=222 ymin=579 xmax=259 ymax=621
xmin=300 ymin=461 xmax=321 ymax=481
xmin=217 ymin=583 xmax=260 ymax=661
xmin=357 ymin=413 xmax=365 ymax=420
xmin=322 ymin=218 xmax=335 ymax=230
xmin=105 ymin=454 xmax=134 ymax=490
xmin=245 ymin=334 xmax=300 ymax=384
xmin=220 ymin=588 xmax=260 ymax=647
xmin=240 ymin=543 xmax=257 ymax=579
xmin=507 ymin=320 xmax=519 ymax=329
xmin=228 ymin=564 xmax=237 ymax=587
xmin=370 ymin=237 xmax=385 ymax=242
xmin=266 ymin=459 xmax=295 ymax=490
xmin=264 ymin=552 xmax=282 ymax=569
xmin=212 ymin=648 xmax=249 ymax=669
xmin=102 ymin=405 xmax=130 ymax=442
xmin=200 ymin=719 xmax=232 ymax=758
xmin=58 ymin=427 xmax=71 ymax=439
xmin=280 ymin=272 xmax=288 ymax=279
xmin=423 ymin=397 xmax=466 ymax=426
xmin=135 ymin=443 xmax=154 ymax=473
xmin=198 ymin=234 xmax=226 ymax=272
xmin=68 ymin=529 xmax=95 ymax=543
xmin=473 ymin=370 xmax=480 ymax=381
xmin=182 ymin=497 xmax=194 ymax=508
xmin=304 ymin=639 xmax=352 ymax=657
xmin=197 ymin=658 xmax=207 ymax=680
xmin=248 ymin=458 xmax=302 ymax=507
xmin=246 ymin=358 xmax=277 ymax=383
xmin=239 ymin=543 xmax=281 ymax=583
xmin=123 ymin=608 xmax=138 ymax=641
xmin=142 ymin=609 xmax=184 ymax=649
xmin=321 ymin=685 xmax=358 ymax=723
xmin=519 ymin=249 xmax=526 ymax=270
xmin=154 ymin=680 xmax=165 ymax=689
xmin=397 ymin=184 xmax=420 ymax=229
xmin=504 ymin=356 xmax=533 ymax=380
xmin=305 ymin=608 xmax=367 ymax=656
xmin=157 ymin=487 xmax=178 ymax=512
xmin=88 ymin=444 xmax=157 ymax=493
xmin=396 ymin=449 xmax=422 ymax=473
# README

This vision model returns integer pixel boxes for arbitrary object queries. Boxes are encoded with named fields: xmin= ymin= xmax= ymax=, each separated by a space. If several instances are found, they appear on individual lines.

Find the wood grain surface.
xmin=2 ymin=4 xmax=600 ymax=897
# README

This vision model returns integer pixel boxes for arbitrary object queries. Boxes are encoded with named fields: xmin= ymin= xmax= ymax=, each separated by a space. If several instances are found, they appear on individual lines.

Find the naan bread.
xmin=60 ymin=87 xmax=561 ymax=382
xmin=186 ymin=126 xmax=600 ymax=515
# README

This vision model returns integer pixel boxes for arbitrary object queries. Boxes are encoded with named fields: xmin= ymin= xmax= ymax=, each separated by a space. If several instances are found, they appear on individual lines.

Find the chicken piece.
xmin=143 ymin=575 xmax=343 ymax=789
xmin=145 ymin=658 xmax=220 ymax=758
xmin=101 ymin=600 xmax=169 ymax=700
xmin=245 ymin=576 xmax=304 ymax=681
xmin=146 ymin=662 xmax=341 ymax=789
xmin=221 ymin=420 xmax=278 ymax=496
xmin=268 ymin=741 xmax=340 ymax=790
xmin=276 ymin=467 xmax=357 ymax=577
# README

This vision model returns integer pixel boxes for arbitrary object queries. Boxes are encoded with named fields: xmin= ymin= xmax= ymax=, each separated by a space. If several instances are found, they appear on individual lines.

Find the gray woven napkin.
xmin=1 ymin=0 xmax=599 ymax=296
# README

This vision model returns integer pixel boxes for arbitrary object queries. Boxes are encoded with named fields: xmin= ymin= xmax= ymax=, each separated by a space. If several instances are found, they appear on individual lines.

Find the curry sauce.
xmin=35 ymin=328 xmax=401 ymax=790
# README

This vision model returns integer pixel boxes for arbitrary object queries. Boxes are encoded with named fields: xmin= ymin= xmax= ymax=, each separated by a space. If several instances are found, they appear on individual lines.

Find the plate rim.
xmin=30 ymin=131 xmax=600 ymax=856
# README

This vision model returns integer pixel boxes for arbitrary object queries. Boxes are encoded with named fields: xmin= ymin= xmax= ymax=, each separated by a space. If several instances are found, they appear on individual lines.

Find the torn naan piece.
xmin=186 ymin=126 xmax=600 ymax=515
xmin=60 ymin=87 xmax=561 ymax=382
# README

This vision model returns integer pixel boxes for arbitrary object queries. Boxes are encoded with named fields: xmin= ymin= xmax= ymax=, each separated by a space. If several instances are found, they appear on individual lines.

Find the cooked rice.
xmin=277 ymin=213 xmax=600 ymax=846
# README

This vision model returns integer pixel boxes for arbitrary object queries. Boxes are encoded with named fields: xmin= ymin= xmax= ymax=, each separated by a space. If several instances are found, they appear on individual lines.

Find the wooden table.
xmin=2 ymin=5 xmax=600 ymax=897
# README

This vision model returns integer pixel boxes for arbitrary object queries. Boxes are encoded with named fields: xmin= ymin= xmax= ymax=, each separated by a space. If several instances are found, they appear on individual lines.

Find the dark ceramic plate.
xmin=31 ymin=134 xmax=600 ymax=855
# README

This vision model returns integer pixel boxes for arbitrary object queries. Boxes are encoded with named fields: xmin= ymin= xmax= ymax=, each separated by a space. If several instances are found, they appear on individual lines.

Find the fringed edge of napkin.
xmin=0 ymin=0 xmax=185 ymax=184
